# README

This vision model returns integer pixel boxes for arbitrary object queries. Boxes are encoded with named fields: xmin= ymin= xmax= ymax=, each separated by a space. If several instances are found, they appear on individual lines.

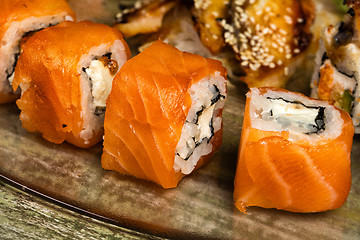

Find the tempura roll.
xmin=311 ymin=2 xmax=360 ymax=133
xmin=220 ymin=0 xmax=314 ymax=87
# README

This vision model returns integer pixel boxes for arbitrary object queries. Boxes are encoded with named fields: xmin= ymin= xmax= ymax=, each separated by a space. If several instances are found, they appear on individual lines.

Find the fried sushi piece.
xmin=234 ymin=87 xmax=354 ymax=213
xmin=12 ymin=21 xmax=130 ymax=148
xmin=114 ymin=0 xmax=178 ymax=38
xmin=102 ymin=40 xmax=227 ymax=188
xmin=311 ymin=1 xmax=360 ymax=133
xmin=220 ymin=0 xmax=314 ymax=87
xmin=0 ymin=0 xmax=76 ymax=104
xmin=192 ymin=0 xmax=229 ymax=54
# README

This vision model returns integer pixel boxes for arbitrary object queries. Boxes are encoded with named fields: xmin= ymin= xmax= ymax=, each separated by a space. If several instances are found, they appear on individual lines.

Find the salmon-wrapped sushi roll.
xmin=0 ymin=0 xmax=76 ymax=103
xmin=102 ymin=40 xmax=227 ymax=188
xmin=234 ymin=87 xmax=354 ymax=213
xmin=12 ymin=21 xmax=130 ymax=148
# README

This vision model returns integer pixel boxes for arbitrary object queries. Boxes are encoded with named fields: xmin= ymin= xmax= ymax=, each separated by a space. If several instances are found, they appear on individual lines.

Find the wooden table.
xmin=0 ymin=179 xmax=162 ymax=239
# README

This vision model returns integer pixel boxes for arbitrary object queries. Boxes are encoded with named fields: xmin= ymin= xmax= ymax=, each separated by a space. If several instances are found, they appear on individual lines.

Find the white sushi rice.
xmin=174 ymin=71 xmax=226 ymax=175
xmin=78 ymin=40 xmax=128 ymax=144
xmin=249 ymin=88 xmax=343 ymax=143
xmin=0 ymin=13 xmax=74 ymax=96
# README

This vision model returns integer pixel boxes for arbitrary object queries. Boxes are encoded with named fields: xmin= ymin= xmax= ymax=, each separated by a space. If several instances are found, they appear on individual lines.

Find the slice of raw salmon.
xmin=102 ymin=40 xmax=227 ymax=188
xmin=13 ymin=21 xmax=130 ymax=148
xmin=234 ymin=87 xmax=354 ymax=213
xmin=0 ymin=0 xmax=76 ymax=104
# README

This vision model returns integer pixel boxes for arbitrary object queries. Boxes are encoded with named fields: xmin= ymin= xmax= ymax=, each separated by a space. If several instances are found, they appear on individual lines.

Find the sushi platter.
xmin=1 ymin=81 xmax=359 ymax=239
xmin=1 ymin=0 xmax=360 ymax=239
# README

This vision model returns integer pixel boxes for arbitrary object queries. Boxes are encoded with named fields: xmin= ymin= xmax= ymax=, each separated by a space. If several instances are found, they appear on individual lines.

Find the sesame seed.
xmin=241 ymin=61 xmax=249 ymax=66
xmin=116 ymin=12 xmax=123 ymax=20
xmin=212 ymin=11 xmax=219 ymax=18
xmin=134 ymin=1 xmax=142 ymax=9
xmin=235 ymin=0 xmax=245 ymax=5
xmin=279 ymin=29 xmax=287 ymax=35
xmin=194 ymin=0 xmax=211 ymax=10
xmin=236 ymin=6 xmax=243 ymax=13
xmin=244 ymin=31 xmax=252 ymax=38
xmin=270 ymin=24 xmax=277 ymax=30
xmin=266 ymin=55 xmax=275 ymax=62
xmin=284 ymin=67 xmax=289 ymax=75
xmin=284 ymin=15 xmax=293 ymax=24
xmin=239 ymin=33 xmax=246 ymax=39
xmin=249 ymin=63 xmax=258 ymax=71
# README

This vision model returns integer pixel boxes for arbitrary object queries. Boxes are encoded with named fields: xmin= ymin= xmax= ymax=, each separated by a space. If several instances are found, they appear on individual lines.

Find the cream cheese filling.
xmin=261 ymin=98 xmax=324 ymax=134
xmin=85 ymin=59 xmax=114 ymax=109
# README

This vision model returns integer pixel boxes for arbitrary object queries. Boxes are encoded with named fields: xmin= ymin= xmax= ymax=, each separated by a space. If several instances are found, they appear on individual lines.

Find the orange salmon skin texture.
xmin=234 ymin=87 xmax=354 ymax=213
xmin=13 ymin=21 xmax=130 ymax=148
xmin=102 ymin=40 xmax=227 ymax=188
xmin=0 ymin=0 xmax=76 ymax=103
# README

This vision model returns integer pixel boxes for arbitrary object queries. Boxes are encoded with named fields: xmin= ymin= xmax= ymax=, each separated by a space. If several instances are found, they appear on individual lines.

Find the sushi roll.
xmin=0 ymin=0 xmax=76 ymax=104
xmin=220 ymin=0 xmax=314 ymax=87
xmin=311 ymin=1 xmax=360 ymax=133
xmin=101 ymin=40 xmax=227 ymax=188
xmin=12 ymin=21 xmax=130 ymax=148
xmin=234 ymin=87 xmax=354 ymax=213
